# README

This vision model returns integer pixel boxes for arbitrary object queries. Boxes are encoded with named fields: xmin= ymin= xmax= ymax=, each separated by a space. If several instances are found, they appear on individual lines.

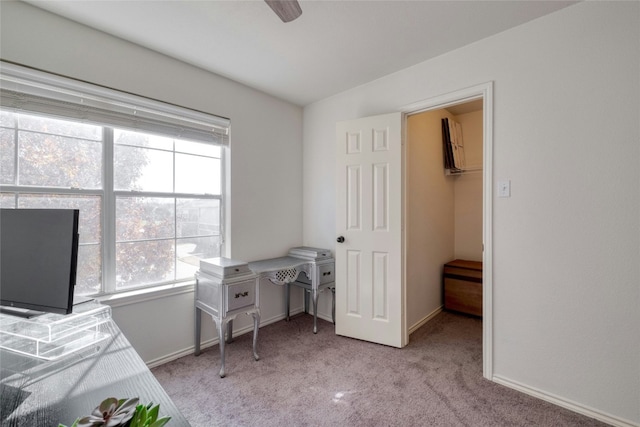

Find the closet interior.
xmin=406 ymin=99 xmax=483 ymax=330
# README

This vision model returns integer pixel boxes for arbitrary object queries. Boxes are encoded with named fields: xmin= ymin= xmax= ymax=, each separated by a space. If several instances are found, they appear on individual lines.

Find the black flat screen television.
xmin=0 ymin=208 xmax=80 ymax=317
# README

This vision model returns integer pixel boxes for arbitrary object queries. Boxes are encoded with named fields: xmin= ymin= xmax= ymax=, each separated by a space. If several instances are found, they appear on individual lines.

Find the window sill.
xmin=97 ymin=281 xmax=195 ymax=309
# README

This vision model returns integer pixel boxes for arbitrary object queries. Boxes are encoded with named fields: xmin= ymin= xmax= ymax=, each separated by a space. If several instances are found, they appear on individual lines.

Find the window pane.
xmin=177 ymin=198 xmax=220 ymax=237
xmin=176 ymin=140 xmax=221 ymax=157
xmin=18 ymin=194 xmax=102 ymax=244
xmin=114 ymin=145 xmax=173 ymax=192
xmin=0 ymin=192 xmax=16 ymax=208
xmin=176 ymin=236 xmax=220 ymax=280
xmin=0 ymin=111 xmax=16 ymax=127
xmin=116 ymin=240 xmax=175 ymax=289
xmin=75 ymin=244 xmax=101 ymax=295
xmin=0 ymin=127 xmax=15 ymax=185
xmin=18 ymin=131 xmax=102 ymax=188
xmin=18 ymin=113 xmax=101 ymax=141
xmin=116 ymin=197 xmax=175 ymax=241
xmin=175 ymin=154 xmax=220 ymax=195
xmin=115 ymin=129 xmax=173 ymax=151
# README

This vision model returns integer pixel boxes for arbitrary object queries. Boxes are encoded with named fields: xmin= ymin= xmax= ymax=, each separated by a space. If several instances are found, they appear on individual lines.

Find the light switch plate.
xmin=498 ymin=180 xmax=511 ymax=198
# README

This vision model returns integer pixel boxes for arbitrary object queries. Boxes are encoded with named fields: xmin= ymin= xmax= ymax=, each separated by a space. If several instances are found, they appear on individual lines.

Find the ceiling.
xmin=24 ymin=0 xmax=577 ymax=106
xmin=446 ymin=99 xmax=483 ymax=116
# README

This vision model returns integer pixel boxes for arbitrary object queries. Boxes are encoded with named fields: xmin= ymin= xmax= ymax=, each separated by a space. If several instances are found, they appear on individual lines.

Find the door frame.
xmin=399 ymin=81 xmax=494 ymax=380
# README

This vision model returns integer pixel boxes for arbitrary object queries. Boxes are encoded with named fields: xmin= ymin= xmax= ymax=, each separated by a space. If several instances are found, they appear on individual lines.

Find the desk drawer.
xmin=296 ymin=262 xmax=335 ymax=285
xmin=226 ymin=279 xmax=256 ymax=312
xmin=318 ymin=263 xmax=335 ymax=285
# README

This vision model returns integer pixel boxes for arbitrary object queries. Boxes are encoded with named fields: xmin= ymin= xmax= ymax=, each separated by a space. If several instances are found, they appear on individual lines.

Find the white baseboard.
xmin=314 ymin=311 xmax=333 ymax=323
xmin=492 ymin=375 xmax=639 ymax=427
xmin=145 ymin=308 xmax=304 ymax=369
xmin=408 ymin=306 xmax=443 ymax=335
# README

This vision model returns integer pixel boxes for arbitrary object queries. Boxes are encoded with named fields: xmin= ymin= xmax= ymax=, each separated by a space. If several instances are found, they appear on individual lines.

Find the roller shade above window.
xmin=0 ymin=61 xmax=229 ymax=146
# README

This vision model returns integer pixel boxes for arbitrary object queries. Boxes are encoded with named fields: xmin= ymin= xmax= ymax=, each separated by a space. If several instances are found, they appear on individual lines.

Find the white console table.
xmin=248 ymin=248 xmax=335 ymax=334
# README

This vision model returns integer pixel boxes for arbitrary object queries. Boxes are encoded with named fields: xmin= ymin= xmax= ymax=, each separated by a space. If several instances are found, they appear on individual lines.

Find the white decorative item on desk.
xmin=287 ymin=246 xmax=332 ymax=261
xmin=194 ymin=257 xmax=260 ymax=378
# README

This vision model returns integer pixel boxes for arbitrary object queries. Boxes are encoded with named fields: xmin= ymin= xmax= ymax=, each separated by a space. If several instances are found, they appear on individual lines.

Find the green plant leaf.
xmin=146 ymin=404 xmax=160 ymax=423
xmin=137 ymin=405 xmax=148 ymax=426
xmin=129 ymin=405 xmax=145 ymax=427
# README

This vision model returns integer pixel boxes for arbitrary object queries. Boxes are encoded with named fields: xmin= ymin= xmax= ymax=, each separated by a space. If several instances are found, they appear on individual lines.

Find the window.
xmin=0 ymin=63 xmax=228 ymax=297
xmin=112 ymin=129 xmax=222 ymax=291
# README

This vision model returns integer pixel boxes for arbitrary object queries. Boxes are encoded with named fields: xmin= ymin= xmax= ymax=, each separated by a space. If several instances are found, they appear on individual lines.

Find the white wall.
xmin=0 ymin=1 xmax=305 ymax=363
xmin=303 ymin=2 xmax=639 ymax=425
xmin=453 ymin=172 xmax=483 ymax=261
xmin=406 ymin=110 xmax=455 ymax=329
xmin=453 ymin=110 xmax=483 ymax=261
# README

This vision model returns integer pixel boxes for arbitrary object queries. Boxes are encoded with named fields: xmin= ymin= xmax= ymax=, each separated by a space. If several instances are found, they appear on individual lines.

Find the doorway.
xmin=401 ymin=82 xmax=493 ymax=379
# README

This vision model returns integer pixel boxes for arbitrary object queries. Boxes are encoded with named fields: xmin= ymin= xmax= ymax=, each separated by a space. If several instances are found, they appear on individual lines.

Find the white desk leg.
xmin=216 ymin=319 xmax=227 ymax=378
xmin=332 ymin=288 xmax=336 ymax=324
xmin=194 ymin=307 xmax=202 ymax=356
xmin=251 ymin=311 xmax=260 ymax=361
xmin=285 ymin=282 xmax=291 ymax=321
xmin=312 ymin=288 xmax=319 ymax=334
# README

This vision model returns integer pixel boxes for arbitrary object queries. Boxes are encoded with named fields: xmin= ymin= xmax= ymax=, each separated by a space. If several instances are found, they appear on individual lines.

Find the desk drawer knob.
xmin=235 ymin=291 xmax=249 ymax=298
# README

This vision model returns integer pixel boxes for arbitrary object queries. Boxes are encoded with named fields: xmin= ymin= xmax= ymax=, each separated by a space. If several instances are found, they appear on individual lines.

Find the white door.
xmin=335 ymin=112 xmax=406 ymax=348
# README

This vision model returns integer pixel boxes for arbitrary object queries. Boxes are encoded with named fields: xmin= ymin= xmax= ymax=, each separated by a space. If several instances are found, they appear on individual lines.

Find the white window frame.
xmin=0 ymin=62 xmax=229 ymax=299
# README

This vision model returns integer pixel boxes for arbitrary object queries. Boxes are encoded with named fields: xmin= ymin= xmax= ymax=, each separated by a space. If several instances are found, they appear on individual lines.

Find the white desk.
xmin=194 ymin=259 xmax=260 ymax=378
xmin=248 ymin=255 xmax=335 ymax=334
xmin=193 ymin=249 xmax=335 ymax=377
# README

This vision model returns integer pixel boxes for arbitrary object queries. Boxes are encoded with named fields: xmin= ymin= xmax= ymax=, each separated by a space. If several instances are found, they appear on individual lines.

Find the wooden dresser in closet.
xmin=443 ymin=259 xmax=483 ymax=317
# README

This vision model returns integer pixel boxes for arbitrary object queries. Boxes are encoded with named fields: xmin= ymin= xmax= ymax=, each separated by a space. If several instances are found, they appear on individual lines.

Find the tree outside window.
xmin=0 ymin=111 xmax=221 ymax=295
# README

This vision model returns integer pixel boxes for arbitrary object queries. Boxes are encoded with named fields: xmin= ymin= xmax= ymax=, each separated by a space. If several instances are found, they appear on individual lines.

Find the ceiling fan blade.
xmin=265 ymin=0 xmax=302 ymax=23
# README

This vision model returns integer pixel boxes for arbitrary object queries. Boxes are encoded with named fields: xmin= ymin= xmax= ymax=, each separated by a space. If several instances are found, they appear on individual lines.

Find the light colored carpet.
xmin=151 ymin=311 xmax=606 ymax=426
